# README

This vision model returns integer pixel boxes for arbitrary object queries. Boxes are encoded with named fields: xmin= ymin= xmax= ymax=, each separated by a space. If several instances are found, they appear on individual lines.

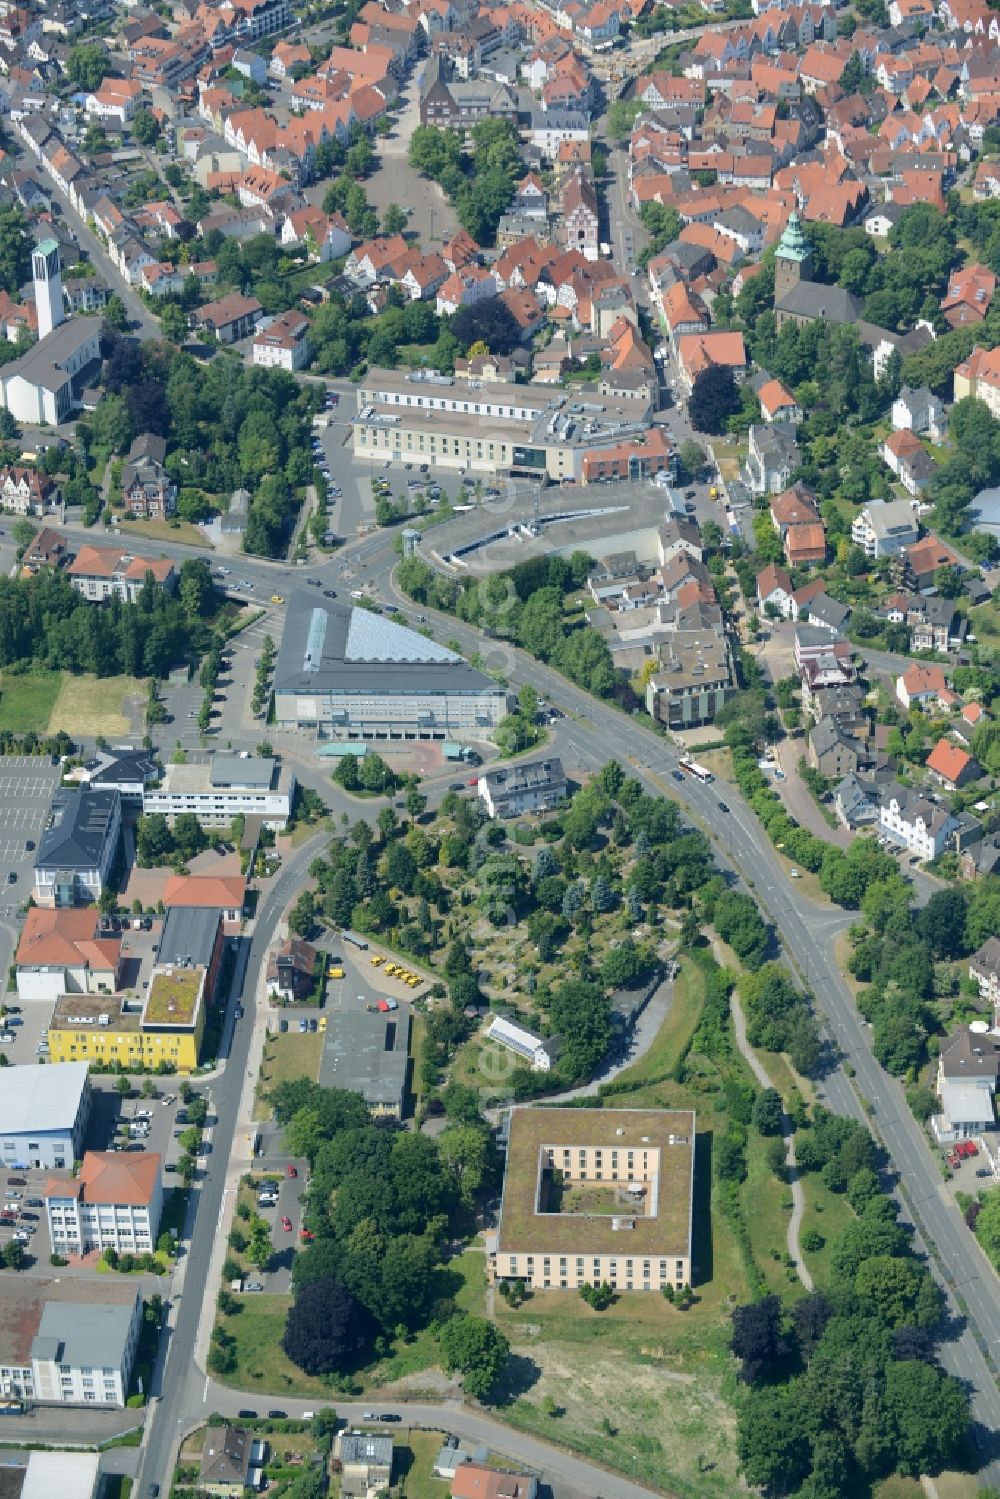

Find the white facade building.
xmin=486 ymin=1014 xmax=558 ymax=1071
xmin=142 ymin=755 xmax=296 ymax=828
xmin=0 ymin=1062 xmax=91 ymax=1170
xmin=44 ymin=1151 xmax=163 ymax=1256
xmin=878 ymin=784 xmax=957 ymax=861
xmin=0 ymin=1281 xmax=142 ymax=1408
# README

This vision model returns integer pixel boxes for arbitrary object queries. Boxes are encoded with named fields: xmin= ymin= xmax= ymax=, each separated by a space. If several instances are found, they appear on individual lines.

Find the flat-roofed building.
xmin=493 ymin=1106 xmax=695 ymax=1293
xmin=273 ymin=595 xmax=507 ymax=742
xmin=319 ymin=1004 xmax=411 ymax=1118
xmin=142 ymin=755 xmax=295 ymax=829
xmin=645 ymin=629 xmax=733 ymax=728
xmin=43 ymin=1150 xmax=163 ymax=1255
xmin=0 ymin=1276 xmax=141 ymax=1407
xmin=48 ymin=962 xmax=207 ymax=1072
xmin=0 ymin=1061 xmax=91 ymax=1170
xmin=351 ymin=368 xmax=655 ymax=482
xmin=18 ymin=1452 xmax=101 ymax=1499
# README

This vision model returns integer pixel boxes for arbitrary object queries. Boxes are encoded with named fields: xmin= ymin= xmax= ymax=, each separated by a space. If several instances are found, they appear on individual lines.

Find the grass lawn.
xmin=797 ymin=1167 xmax=855 ymax=1288
xmin=395 ymin=1430 xmax=449 ymax=1499
xmin=254 ymin=1031 xmax=324 ymax=1121
xmin=604 ymin=955 xmax=702 ymax=1091
xmin=494 ymin=1291 xmax=743 ymax=1499
xmin=110 ymin=517 xmax=212 ymax=548
xmin=0 ymin=669 xmax=62 ymax=733
xmin=48 ymin=673 xmax=145 ymax=738
xmin=743 ymin=1130 xmax=798 ymax=1300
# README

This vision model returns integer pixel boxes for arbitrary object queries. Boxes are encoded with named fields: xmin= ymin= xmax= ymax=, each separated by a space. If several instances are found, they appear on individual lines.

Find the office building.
xmin=33 ymin=788 xmax=122 ymax=907
xmin=142 ymin=756 xmax=295 ymax=828
xmin=0 ymin=1277 xmax=141 ymax=1407
xmin=274 ymin=595 xmax=507 ymax=741
xmin=0 ymin=1061 xmax=91 ymax=1169
xmin=493 ymin=1106 xmax=695 ymax=1293
xmin=48 ymin=962 xmax=207 ymax=1073
xmin=43 ymin=1150 xmax=162 ymax=1255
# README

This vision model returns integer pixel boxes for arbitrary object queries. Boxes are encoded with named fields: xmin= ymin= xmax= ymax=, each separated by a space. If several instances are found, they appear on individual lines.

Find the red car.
xmin=287 ymin=1165 xmax=298 ymax=1178
xmin=299 ymin=1229 xmax=314 ymax=1242
xmin=281 ymin=1215 xmax=292 ymax=1232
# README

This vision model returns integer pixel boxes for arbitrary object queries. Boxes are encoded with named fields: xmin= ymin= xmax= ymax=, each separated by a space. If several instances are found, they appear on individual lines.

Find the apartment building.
xmin=252 ymin=309 xmax=311 ymax=371
xmin=644 ymin=628 xmax=733 ymax=729
xmin=67 ymin=546 xmax=176 ymax=603
xmin=44 ymin=1150 xmax=162 ymax=1255
xmin=878 ymin=782 xmax=957 ymax=861
xmin=493 ymin=1107 xmax=695 ymax=1293
xmin=477 ymin=758 xmax=567 ymax=819
xmin=851 ymin=498 xmax=920 ymax=558
xmin=970 ymin=937 xmax=1000 ymax=1009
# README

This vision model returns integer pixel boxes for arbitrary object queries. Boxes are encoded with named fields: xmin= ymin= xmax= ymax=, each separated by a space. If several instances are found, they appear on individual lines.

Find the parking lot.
xmin=0 ymin=756 xmax=61 ymax=886
xmin=247 ymin=1164 xmax=307 ymax=1293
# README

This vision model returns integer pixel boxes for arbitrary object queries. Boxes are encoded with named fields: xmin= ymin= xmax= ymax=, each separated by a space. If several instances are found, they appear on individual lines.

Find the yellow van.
xmin=327 ymin=967 xmax=344 ymax=980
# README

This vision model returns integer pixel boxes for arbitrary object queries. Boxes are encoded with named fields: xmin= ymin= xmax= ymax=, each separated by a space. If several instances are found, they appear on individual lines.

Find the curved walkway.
xmin=729 ymin=989 xmax=814 ymax=1293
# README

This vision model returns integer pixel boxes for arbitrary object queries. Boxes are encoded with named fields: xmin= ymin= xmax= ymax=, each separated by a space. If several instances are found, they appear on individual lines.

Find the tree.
xmin=283 ymin=1278 xmax=373 ymax=1374
xmin=131 ymin=107 xmax=159 ymax=146
xmin=438 ymin=1314 xmax=509 ymax=1400
xmin=916 ymin=887 xmax=968 ymax=959
xmin=678 ymin=439 xmax=706 ymax=481
xmin=0 ymin=207 xmax=31 ymax=299
xmin=104 ymin=295 xmax=129 ymax=332
xmin=2 ymin=1239 xmax=24 ymax=1270
xmin=383 ymin=203 xmax=408 ymax=234
xmin=115 ymin=1076 xmax=131 ymax=1098
xmin=884 ymin=1360 xmax=969 ymax=1476
xmin=689 ymin=365 xmax=741 ymax=433
xmin=67 ymin=42 xmax=111 ymax=92
xmin=730 ymin=1295 xmax=788 ymax=1383
xmin=160 ymin=303 xmax=188 ymax=345
xmin=752 ymin=1088 xmax=784 ymax=1137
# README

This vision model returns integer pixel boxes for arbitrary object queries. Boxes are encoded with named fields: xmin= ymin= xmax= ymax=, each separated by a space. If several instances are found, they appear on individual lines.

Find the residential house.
xmin=970 ymin=938 xmax=1000 ymax=1007
xmin=451 ymin=1464 xmax=539 ymax=1499
xmin=199 ymin=1426 xmax=254 ymax=1498
xmin=477 ymin=758 xmax=567 ymax=819
xmin=67 ymin=546 xmax=176 ymax=603
xmin=192 ymin=292 xmax=262 ymax=343
xmin=121 ymin=434 xmax=175 ymax=521
xmin=896 ymin=535 xmax=961 ymax=592
xmin=934 ymin=1025 xmax=1000 ymax=1143
xmin=892 ymin=384 xmax=944 ymax=439
xmin=954 ymin=344 xmax=1000 ymax=419
xmin=675 ymin=330 xmax=747 ymax=394
xmin=809 ymin=715 xmax=863 ymax=778
xmin=834 ymin=771 xmax=880 ymax=829
xmin=485 ymin=1015 xmax=559 ymax=1072
xmin=338 ymin=1433 xmax=394 ymax=1499
xmin=266 ymin=937 xmax=318 ymax=1002
xmin=252 ymin=308 xmax=311 ymax=371
xmin=926 ymin=738 xmax=978 ymax=788
xmin=745 ymin=423 xmax=799 ymax=497
xmin=896 ymin=661 xmax=953 ymax=710
xmin=941 ymin=262 xmax=996 ymax=327
xmin=0 ymin=466 xmax=54 ymax=516
xmin=757 ymin=376 xmax=802 ymax=423
xmin=804 ymin=592 xmax=850 ymax=636
xmin=879 ymin=781 xmax=957 ymax=860
xmin=562 ymin=169 xmax=599 ymax=256
xmin=645 ymin=628 xmax=733 ymax=728
xmin=851 ymin=498 xmax=919 ymax=558
xmin=756 ymin=561 xmax=795 ymax=619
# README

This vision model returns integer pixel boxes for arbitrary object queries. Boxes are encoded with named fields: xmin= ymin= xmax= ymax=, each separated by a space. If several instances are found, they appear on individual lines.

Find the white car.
xmin=789 ymin=868 xmax=801 ymax=879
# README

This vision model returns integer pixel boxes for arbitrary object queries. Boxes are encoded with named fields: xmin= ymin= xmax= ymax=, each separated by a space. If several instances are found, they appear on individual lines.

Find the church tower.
xmin=32 ymin=237 xmax=64 ymax=342
xmin=774 ymin=212 xmax=813 ymax=304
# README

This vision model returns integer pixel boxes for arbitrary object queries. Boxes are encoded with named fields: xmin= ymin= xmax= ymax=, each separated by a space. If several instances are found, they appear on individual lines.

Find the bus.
xmin=678 ymin=757 xmax=714 ymax=784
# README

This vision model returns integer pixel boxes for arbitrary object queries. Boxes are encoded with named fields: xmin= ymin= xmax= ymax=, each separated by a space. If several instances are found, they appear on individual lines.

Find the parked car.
xmin=281 ymin=1215 xmax=292 ymax=1232
xmin=287 ymin=1165 xmax=298 ymax=1178
xmin=7 ymin=1178 xmax=26 ymax=1187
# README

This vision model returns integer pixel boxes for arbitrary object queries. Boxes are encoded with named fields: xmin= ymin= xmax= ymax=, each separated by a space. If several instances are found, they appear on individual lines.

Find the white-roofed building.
xmin=20 ymin=1451 xmax=101 ymax=1499
xmin=486 ymin=1015 xmax=559 ymax=1071
xmin=0 ymin=1060 xmax=91 ymax=1169
xmin=273 ymin=595 xmax=508 ymax=741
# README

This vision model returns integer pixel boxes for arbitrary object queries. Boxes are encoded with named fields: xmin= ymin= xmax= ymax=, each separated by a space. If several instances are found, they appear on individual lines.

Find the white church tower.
xmin=32 ymin=238 xmax=63 ymax=342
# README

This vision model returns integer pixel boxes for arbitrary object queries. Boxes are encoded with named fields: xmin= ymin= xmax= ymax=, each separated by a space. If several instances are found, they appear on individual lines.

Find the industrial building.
xmin=351 ymin=368 xmax=656 ymax=482
xmin=0 ymin=1062 xmax=92 ymax=1170
xmin=492 ymin=1106 xmax=695 ymax=1293
xmin=273 ymin=596 xmax=507 ymax=742
xmin=319 ymin=1004 xmax=411 ymax=1119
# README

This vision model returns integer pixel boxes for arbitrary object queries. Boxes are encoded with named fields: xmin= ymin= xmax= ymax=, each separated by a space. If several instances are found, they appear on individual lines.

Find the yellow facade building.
xmin=47 ymin=963 xmax=207 ymax=1073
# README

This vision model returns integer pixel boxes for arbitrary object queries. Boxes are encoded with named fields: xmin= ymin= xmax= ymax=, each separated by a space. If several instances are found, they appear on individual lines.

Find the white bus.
xmin=678 ymin=757 xmax=714 ymax=784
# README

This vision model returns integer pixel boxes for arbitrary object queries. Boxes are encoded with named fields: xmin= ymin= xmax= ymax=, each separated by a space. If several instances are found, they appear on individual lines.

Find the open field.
xmin=47 ymin=673 xmax=145 ymax=738
xmin=395 ymin=1430 xmax=450 ymax=1499
xmin=111 ymin=517 xmax=212 ymax=548
xmin=0 ymin=669 xmax=62 ymax=733
xmin=254 ymin=1031 xmax=324 ymax=1121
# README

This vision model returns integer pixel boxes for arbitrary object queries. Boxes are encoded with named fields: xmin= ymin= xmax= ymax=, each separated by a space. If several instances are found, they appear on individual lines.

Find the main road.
xmin=127 ymin=499 xmax=1000 ymax=1489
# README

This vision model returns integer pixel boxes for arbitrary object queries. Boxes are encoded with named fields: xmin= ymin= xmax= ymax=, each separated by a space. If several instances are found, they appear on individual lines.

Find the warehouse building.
xmin=274 ymin=596 xmax=507 ymax=742
xmin=0 ymin=1062 xmax=91 ymax=1170
xmin=319 ymin=1005 xmax=411 ymax=1119
xmin=492 ymin=1106 xmax=695 ymax=1293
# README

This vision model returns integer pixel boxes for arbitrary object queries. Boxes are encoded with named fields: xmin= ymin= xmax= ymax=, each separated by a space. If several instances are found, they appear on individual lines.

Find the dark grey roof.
xmin=481 ymin=757 xmax=566 ymax=798
xmin=775 ymin=279 xmax=864 ymax=323
xmin=806 ymin=593 xmax=850 ymax=630
xmin=159 ymin=905 xmax=221 ymax=970
xmin=319 ymin=1005 xmax=410 ymax=1111
xmin=36 ymin=788 xmax=120 ymax=871
xmin=340 ymin=1434 xmax=394 ymax=1467
xmin=275 ymin=595 xmax=500 ymax=698
xmin=89 ymin=748 xmax=159 ymax=788
xmin=0 ymin=314 xmax=99 ymax=395
xmin=201 ymin=1426 xmax=252 ymax=1485
xmin=127 ymin=432 xmax=166 ymax=466
xmin=940 ymin=1025 xmax=1000 ymax=1082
